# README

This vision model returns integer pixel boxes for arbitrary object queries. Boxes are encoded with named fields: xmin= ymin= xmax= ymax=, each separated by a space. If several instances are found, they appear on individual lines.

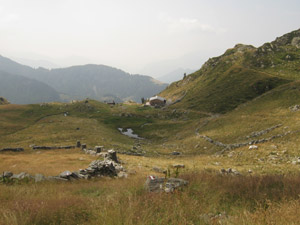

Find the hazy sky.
xmin=0 ymin=0 xmax=300 ymax=77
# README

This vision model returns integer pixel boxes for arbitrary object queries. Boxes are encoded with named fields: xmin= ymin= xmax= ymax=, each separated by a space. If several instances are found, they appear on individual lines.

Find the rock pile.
xmin=145 ymin=175 xmax=188 ymax=193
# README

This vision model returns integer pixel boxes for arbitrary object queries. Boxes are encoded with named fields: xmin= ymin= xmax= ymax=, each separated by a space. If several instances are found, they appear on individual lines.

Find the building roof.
xmin=149 ymin=96 xmax=166 ymax=102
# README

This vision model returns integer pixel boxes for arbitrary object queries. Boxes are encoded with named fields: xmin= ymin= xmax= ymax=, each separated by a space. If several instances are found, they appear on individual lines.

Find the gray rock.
xmin=220 ymin=168 xmax=241 ymax=176
xmin=117 ymin=171 xmax=128 ymax=178
xmin=11 ymin=172 xmax=32 ymax=180
xmin=95 ymin=146 xmax=103 ymax=153
xmin=145 ymin=176 xmax=165 ymax=192
xmin=3 ymin=171 xmax=13 ymax=178
xmin=165 ymin=178 xmax=189 ymax=193
xmin=291 ymin=37 xmax=300 ymax=48
xmin=106 ymin=150 xmax=118 ymax=162
xmin=59 ymin=171 xmax=72 ymax=179
xmin=81 ymin=144 xmax=87 ymax=150
xmin=171 ymin=151 xmax=181 ymax=155
xmin=145 ymin=176 xmax=188 ymax=193
xmin=290 ymin=105 xmax=300 ymax=112
xmin=46 ymin=176 xmax=68 ymax=182
xmin=35 ymin=174 xmax=46 ymax=182
xmin=152 ymin=167 xmax=164 ymax=173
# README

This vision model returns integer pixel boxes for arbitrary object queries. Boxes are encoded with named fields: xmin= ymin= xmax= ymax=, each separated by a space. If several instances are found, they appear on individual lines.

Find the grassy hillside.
xmin=1 ymin=92 xmax=300 ymax=224
xmin=160 ymin=29 xmax=300 ymax=114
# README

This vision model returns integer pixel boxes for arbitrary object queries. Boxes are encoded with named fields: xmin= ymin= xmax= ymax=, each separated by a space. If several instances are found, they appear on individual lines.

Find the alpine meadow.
xmin=1 ymin=1 xmax=300 ymax=224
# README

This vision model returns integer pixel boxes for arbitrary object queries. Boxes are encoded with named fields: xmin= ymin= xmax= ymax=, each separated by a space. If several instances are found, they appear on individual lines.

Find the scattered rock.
xmin=165 ymin=178 xmax=189 ymax=193
xmin=291 ymin=37 xmax=300 ymax=48
xmin=290 ymin=105 xmax=300 ymax=112
xmin=2 ymin=171 xmax=13 ymax=178
xmin=95 ymin=146 xmax=103 ymax=153
xmin=220 ymin=168 xmax=241 ymax=176
xmin=11 ymin=172 xmax=32 ymax=180
xmin=249 ymin=145 xmax=258 ymax=150
xmin=117 ymin=171 xmax=128 ymax=178
xmin=35 ymin=174 xmax=46 ymax=182
xmin=105 ymin=150 xmax=118 ymax=163
xmin=47 ymin=176 xmax=69 ymax=182
xmin=171 ymin=151 xmax=181 ymax=156
xmin=145 ymin=176 xmax=188 ymax=193
xmin=152 ymin=167 xmax=164 ymax=173
xmin=59 ymin=171 xmax=72 ymax=179
xmin=173 ymin=164 xmax=185 ymax=169
xmin=145 ymin=176 xmax=165 ymax=192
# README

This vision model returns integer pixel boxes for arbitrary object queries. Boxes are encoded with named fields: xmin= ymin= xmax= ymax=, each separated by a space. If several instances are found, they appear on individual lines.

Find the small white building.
xmin=149 ymin=96 xmax=166 ymax=106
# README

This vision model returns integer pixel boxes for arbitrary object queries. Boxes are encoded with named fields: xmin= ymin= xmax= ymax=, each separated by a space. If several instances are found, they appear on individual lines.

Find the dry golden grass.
xmin=0 ymin=149 xmax=96 ymax=176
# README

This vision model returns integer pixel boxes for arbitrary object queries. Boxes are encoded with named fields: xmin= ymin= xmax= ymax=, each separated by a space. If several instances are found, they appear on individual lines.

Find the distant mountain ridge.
xmin=0 ymin=55 xmax=167 ymax=104
xmin=0 ymin=70 xmax=61 ymax=104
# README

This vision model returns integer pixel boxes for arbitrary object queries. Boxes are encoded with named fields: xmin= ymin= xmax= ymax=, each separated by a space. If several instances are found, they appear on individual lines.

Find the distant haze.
xmin=0 ymin=0 xmax=300 ymax=77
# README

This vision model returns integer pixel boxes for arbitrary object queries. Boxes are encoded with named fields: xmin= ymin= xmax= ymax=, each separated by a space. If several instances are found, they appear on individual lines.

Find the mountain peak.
xmin=273 ymin=28 xmax=300 ymax=47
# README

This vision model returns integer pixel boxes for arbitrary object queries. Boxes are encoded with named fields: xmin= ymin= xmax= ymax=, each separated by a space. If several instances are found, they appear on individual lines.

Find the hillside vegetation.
xmin=160 ymin=29 xmax=300 ymax=114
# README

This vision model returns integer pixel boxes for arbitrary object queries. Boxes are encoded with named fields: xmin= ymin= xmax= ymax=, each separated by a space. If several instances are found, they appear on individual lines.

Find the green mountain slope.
xmin=0 ymin=70 xmax=61 ymax=104
xmin=160 ymin=29 xmax=300 ymax=113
